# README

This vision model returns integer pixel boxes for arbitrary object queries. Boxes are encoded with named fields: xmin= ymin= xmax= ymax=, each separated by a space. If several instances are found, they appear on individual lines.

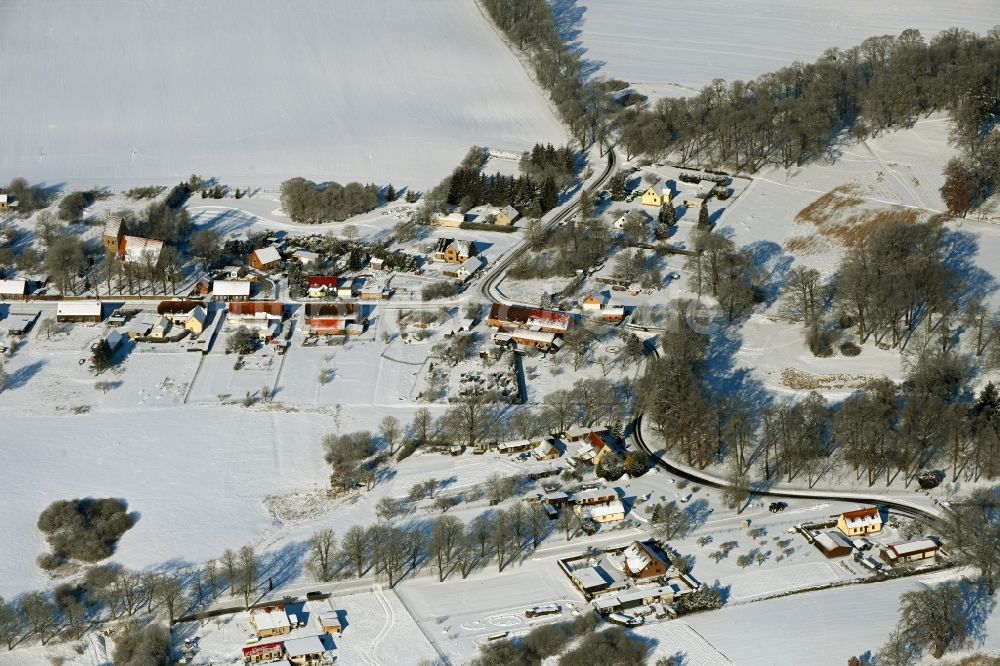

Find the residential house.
xmin=303 ymin=302 xmax=358 ymax=335
xmin=126 ymin=317 xmax=154 ymax=339
xmin=486 ymin=303 xmax=572 ymax=335
xmin=564 ymin=424 xmax=608 ymax=443
xmin=369 ymin=256 xmax=386 ymax=271
xmin=358 ymin=278 xmax=388 ymax=300
xmin=837 ymin=507 xmax=883 ymax=537
xmin=102 ymin=215 xmax=124 ymax=254
xmin=307 ymin=276 xmax=338 ymax=299
xmin=641 ymin=185 xmax=671 ymax=207
xmin=432 ymin=211 xmax=465 ymax=227
xmin=242 ymin=642 xmax=284 ymax=665
xmin=249 ymin=246 xmax=282 ymax=271
xmin=318 ymin=612 xmax=343 ymax=635
xmin=496 ymin=205 xmax=520 ymax=226
xmin=493 ymin=328 xmax=557 ymax=351
xmin=572 ymin=488 xmax=619 ymax=506
xmin=195 ymin=277 xmax=212 ymax=296
xmin=103 ymin=329 xmax=125 ymax=354
xmin=880 ymin=539 xmax=941 ymax=566
xmin=814 ymin=530 xmax=854 ymax=558
xmin=291 ymin=249 xmax=319 ymax=266
xmin=56 ymin=300 xmax=102 ymax=323
xmin=227 ymin=301 xmax=284 ymax=339
xmin=184 ymin=306 xmax=207 ymax=334
xmin=582 ymin=293 xmax=606 ymax=310
xmin=337 ymin=278 xmax=355 ymax=299
xmin=0 ymin=279 xmax=27 ymax=300
xmin=212 ymin=280 xmax=252 ymax=302
xmin=622 ymin=540 xmax=671 ymax=580
xmin=601 ymin=305 xmax=625 ymax=324
xmin=0 ymin=194 xmax=11 ymax=210
xmin=149 ymin=317 xmax=172 ymax=339
xmin=576 ymin=431 xmax=614 ymax=466
xmin=434 ymin=238 xmax=477 ymax=264
xmin=456 ymin=255 xmax=485 ymax=282
xmin=613 ymin=214 xmax=628 ymax=230
xmin=576 ymin=498 xmax=626 ymax=524
xmin=283 ymin=635 xmax=327 ymax=665
xmin=119 ymin=236 xmax=163 ymax=264
xmin=592 ymin=583 xmax=691 ymax=614
xmin=533 ymin=438 xmax=560 ymax=460
xmin=249 ymin=606 xmax=291 ymax=639
xmin=544 ymin=491 xmax=570 ymax=506
xmin=497 ymin=439 xmax=533 ymax=455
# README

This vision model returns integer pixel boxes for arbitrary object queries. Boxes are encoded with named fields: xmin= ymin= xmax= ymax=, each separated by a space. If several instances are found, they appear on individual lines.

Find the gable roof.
xmin=121 ymin=236 xmax=163 ymax=262
xmin=229 ymin=301 xmax=284 ymax=317
xmin=459 ymin=255 xmax=484 ymax=275
xmin=0 ymin=279 xmax=27 ymax=295
xmin=307 ymin=276 xmax=339 ymax=289
xmin=840 ymin=507 xmax=882 ymax=528
xmin=884 ymin=539 xmax=939 ymax=559
xmin=500 ymin=205 xmax=519 ymax=220
xmin=213 ymin=280 xmax=251 ymax=296
xmin=103 ymin=215 xmax=123 ymax=238
xmin=252 ymin=246 xmax=282 ymax=265
xmin=57 ymin=300 xmax=102 ymax=317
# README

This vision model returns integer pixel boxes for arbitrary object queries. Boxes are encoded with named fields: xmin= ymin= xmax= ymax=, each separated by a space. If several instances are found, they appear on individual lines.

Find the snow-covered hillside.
xmin=571 ymin=0 xmax=997 ymax=98
xmin=0 ymin=0 xmax=566 ymax=189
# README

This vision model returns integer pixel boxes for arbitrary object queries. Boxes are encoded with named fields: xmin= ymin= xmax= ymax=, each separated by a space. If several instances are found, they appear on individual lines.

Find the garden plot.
xmin=725 ymin=559 xmax=847 ymax=602
xmin=635 ymin=620 xmax=734 ymax=666
xmin=573 ymin=1 xmax=996 ymax=98
xmin=185 ymin=346 xmax=282 ymax=404
xmin=0 ymin=0 xmax=566 ymax=189
xmin=323 ymin=589 xmax=439 ymax=666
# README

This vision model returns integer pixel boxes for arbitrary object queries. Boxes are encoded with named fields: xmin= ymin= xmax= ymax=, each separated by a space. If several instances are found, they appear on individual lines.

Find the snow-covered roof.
xmin=436 ymin=212 xmax=465 ymax=223
xmin=840 ymin=507 xmax=882 ymax=530
xmin=253 ymin=246 xmax=282 ymax=265
xmin=459 ymin=255 xmax=484 ymax=275
xmin=884 ymin=539 xmax=939 ymax=559
xmin=103 ymin=215 xmax=122 ymax=238
xmin=292 ymin=249 xmax=319 ymax=263
xmin=57 ymin=300 xmax=102 ymax=317
xmin=579 ymin=499 xmax=625 ymax=521
xmin=510 ymin=328 xmax=556 ymax=345
xmin=250 ymin=608 xmax=289 ymax=632
xmin=186 ymin=306 xmax=207 ymax=325
xmin=565 ymin=425 xmax=607 ymax=439
xmin=572 ymin=488 xmax=618 ymax=503
xmin=573 ymin=566 xmax=611 ymax=590
xmin=623 ymin=542 xmax=652 ymax=574
xmin=283 ymin=635 xmax=325 ymax=658
xmin=0 ymin=279 xmax=26 ymax=295
xmin=121 ymin=236 xmax=163 ymax=262
xmin=534 ymin=438 xmax=557 ymax=455
xmin=815 ymin=531 xmax=853 ymax=552
xmin=498 ymin=439 xmax=531 ymax=453
xmin=450 ymin=240 xmax=473 ymax=257
xmin=105 ymin=329 xmax=124 ymax=350
xmin=500 ymin=205 xmax=519 ymax=221
xmin=213 ymin=280 xmax=251 ymax=296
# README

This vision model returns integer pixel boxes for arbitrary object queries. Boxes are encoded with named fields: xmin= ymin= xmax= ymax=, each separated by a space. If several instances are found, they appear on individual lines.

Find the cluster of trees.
xmin=480 ymin=0 xmax=614 ymax=152
xmin=941 ymin=144 xmax=1000 ymax=218
xmin=519 ymin=142 xmax=578 ymax=190
xmin=620 ymin=28 xmax=1000 ymax=179
xmin=35 ymin=498 xmax=136 ymax=570
xmin=508 ymin=216 xmax=610 ymax=279
xmin=57 ymin=190 xmax=100 ymax=223
xmin=280 ymin=178 xmax=380 ymax=223
xmin=685 ymin=229 xmax=761 ymax=321
xmin=473 ymin=619 xmax=649 ymax=666
xmin=0 ymin=177 xmax=51 ymax=214
xmin=0 ymin=563 xmax=186 ymax=655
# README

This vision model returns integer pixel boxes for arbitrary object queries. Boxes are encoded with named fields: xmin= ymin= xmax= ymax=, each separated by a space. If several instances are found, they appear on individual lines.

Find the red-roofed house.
xmin=307 ymin=276 xmax=338 ymax=299
xmin=486 ymin=303 xmax=572 ymax=335
xmin=622 ymin=540 xmax=671 ymax=580
xmin=837 ymin=507 xmax=883 ymax=537
xmin=576 ymin=431 xmax=613 ymax=466
xmin=880 ymin=539 xmax=941 ymax=565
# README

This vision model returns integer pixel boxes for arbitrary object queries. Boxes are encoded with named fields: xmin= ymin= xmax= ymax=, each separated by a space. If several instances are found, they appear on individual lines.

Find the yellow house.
xmin=641 ymin=185 xmax=670 ymax=207
xmin=836 ymin=507 xmax=883 ymax=537
xmin=149 ymin=317 xmax=172 ymax=339
xmin=575 ymin=498 xmax=626 ymax=524
xmin=495 ymin=206 xmax=520 ymax=226
xmin=184 ymin=306 xmax=207 ymax=335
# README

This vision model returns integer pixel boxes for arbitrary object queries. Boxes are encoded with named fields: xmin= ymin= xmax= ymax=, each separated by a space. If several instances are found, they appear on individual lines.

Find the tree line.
xmin=280 ymin=177 xmax=380 ymax=223
xmin=619 ymin=28 xmax=999 ymax=189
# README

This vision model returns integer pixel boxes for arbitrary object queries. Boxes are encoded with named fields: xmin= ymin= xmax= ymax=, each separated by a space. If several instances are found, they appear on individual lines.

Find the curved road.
xmin=479 ymin=148 xmax=618 ymax=304
xmin=476 ymin=146 xmax=943 ymax=527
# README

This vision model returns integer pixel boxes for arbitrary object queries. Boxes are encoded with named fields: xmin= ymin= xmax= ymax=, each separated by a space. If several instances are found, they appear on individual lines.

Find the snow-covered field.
xmin=572 ymin=0 xmax=998 ymax=98
xmin=0 ymin=0 xmax=566 ymax=189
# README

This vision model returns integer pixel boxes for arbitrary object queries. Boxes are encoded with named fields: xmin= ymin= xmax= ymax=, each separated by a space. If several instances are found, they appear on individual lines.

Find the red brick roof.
xmin=308 ymin=276 xmax=339 ymax=289
xmin=228 ymin=301 xmax=284 ymax=316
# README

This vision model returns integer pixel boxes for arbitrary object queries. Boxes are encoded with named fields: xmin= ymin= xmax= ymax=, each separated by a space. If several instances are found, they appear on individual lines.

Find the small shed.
xmin=318 ymin=612 xmax=343 ymax=635
xmin=814 ymin=530 xmax=853 ymax=558
xmin=0 ymin=279 xmax=27 ymax=300
xmin=283 ymin=635 xmax=326 ymax=665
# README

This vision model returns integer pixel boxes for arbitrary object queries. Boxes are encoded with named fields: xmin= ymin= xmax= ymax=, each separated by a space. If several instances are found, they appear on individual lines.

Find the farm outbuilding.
xmin=56 ymin=300 xmax=102 ymax=323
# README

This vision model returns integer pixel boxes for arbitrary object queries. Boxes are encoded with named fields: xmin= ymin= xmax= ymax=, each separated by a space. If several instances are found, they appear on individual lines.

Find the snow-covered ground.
xmin=571 ymin=1 xmax=998 ymax=98
xmin=0 ymin=0 xmax=567 ymax=189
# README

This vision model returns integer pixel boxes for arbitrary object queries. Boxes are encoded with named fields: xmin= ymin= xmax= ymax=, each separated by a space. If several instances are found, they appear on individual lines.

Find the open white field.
xmin=571 ymin=1 xmax=998 ymax=98
xmin=684 ymin=571 xmax=1000 ymax=666
xmin=0 ymin=0 xmax=567 ymax=190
